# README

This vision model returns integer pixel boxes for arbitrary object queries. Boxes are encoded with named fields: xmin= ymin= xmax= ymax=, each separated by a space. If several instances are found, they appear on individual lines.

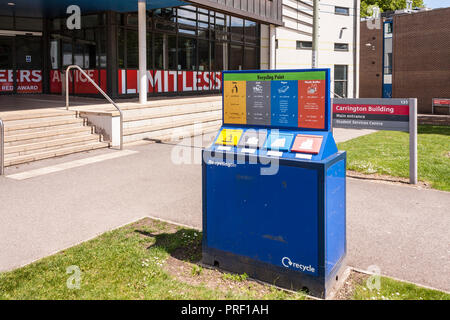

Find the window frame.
xmin=296 ymin=41 xmax=313 ymax=50
xmin=334 ymin=65 xmax=348 ymax=98
xmin=334 ymin=43 xmax=349 ymax=52
xmin=335 ymin=6 xmax=350 ymax=16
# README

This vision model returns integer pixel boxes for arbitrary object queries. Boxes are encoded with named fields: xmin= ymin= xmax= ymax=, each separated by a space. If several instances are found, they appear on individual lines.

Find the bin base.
xmin=203 ymin=247 xmax=346 ymax=299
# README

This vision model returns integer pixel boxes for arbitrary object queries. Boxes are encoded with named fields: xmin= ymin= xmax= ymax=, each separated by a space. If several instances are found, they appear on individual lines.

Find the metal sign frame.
xmin=332 ymin=98 xmax=417 ymax=185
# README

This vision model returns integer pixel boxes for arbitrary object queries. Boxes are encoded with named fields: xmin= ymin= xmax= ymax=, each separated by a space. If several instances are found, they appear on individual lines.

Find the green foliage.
xmin=222 ymin=272 xmax=249 ymax=282
xmin=361 ymin=0 xmax=425 ymax=17
xmin=191 ymin=265 xmax=203 ymax=276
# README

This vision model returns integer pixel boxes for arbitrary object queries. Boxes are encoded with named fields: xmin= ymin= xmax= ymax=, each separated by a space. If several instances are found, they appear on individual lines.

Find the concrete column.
xmin=269 ymin=24 xmax=276 ymax=70
xmin=138 ymin=0 xmax=147 ymax=104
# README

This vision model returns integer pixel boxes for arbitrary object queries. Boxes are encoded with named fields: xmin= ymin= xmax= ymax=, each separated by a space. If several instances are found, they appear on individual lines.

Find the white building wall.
xmin=271 ymin=0 xmax=360 ymax=98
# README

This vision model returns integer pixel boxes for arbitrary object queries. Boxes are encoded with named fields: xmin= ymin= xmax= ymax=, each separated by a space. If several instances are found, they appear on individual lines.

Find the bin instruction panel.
xmin=223 ymin=70 xmax=329 ymax=131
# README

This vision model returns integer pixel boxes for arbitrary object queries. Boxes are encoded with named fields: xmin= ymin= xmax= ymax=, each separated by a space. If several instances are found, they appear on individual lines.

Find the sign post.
xmin=332 ymin=98 xmax=418 ymax=185
xmin=409 ymin=98 xmax=418 ymax=185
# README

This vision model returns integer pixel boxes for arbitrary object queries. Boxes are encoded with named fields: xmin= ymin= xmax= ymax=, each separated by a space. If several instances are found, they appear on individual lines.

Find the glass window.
xmin=118 ymin=28 xmax=125 ymax=68
xmin=62 ymin=41 xmax=73 ymax=67
xmin=244 ymin=20 xmax=257 ymax=38
xmin=126 ymin=14 xmax=138 ymax=26
xmin=212 ymin=42 xmax=227 ymax=71
xmin=168 ymin=35 xmax=177 ymax=70
xmin=334 ymin=65 xmax=348 ymax=98
xmin=0 ymin=37 xmax=13 ymax=69
xmin=154 ymin=33 xmax=165 ymax=69
xmin=198 ymin=40 xmax=209 ymax=71
xmin=154 ymin=8 xmax=177 ymax=21
xmin=334 ymin=43 xmax=349 ymax=51
xmin=126 ymin=30 xmax=139 ymax=68
xmin=244 ymin=47 xmax=258 ymax=70
xmin=147 ymin=32 xmax=153 ymax=69
xmin=230 ymin=17 xmax=243 ymax=42
xmin=0 ymin=16 xmax=14 ymax=30
xmin=230 ymin=45 xmax=243 ymax=70
xmin=154 ymin=33 xmax=176 ymax=70
xmin=178 ymin=8 xmax=197 ymax=23
xmin=297 ymin=41 xmax=312 ymax=50
xmin=335 ymin=7 xmax=350 ymax=15
xmin=74 ymin=43 xmax=84 ymax=67
xmin=82 ymin=15 xmax=100 ymax=28
xmin=96 ymin=29 xmax=106 ymax=68
xmin=15 ymin=17 xmax=43 ymax=31
xmin=178 ymin=37 xmax=196 ymax=70
xmin=51 ymin=19 xmax=62 ymax=31
xmin=49 ymin=36 xmax=60 ymax=70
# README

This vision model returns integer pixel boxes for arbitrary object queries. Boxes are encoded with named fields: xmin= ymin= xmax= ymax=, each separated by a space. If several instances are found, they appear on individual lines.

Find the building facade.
xmin=0 ymin=0 xmax=282 ymax=98
xmin=360 ymin=7 xmax=450 ymax=114
xmin=267 ymin=0 xmax=360 ymax=98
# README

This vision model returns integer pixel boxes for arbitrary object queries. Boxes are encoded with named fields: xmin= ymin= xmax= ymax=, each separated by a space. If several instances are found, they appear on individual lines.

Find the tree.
xmin=361 ymin=0 xmax=425 ymax=17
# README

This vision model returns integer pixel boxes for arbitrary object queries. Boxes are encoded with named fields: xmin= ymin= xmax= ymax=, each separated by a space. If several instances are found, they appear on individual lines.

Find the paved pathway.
xmin=0 ymin=130 xmax=448 ymax=292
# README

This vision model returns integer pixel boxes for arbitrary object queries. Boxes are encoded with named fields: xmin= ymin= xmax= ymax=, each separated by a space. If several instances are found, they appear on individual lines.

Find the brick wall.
xmin=393 ymin=8 xmax=450 ymax=113
xmin=359 ymin=20 xmax=384 ymax=98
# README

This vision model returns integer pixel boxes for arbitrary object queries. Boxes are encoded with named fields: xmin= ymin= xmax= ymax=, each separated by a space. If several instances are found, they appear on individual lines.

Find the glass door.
xmin=15 ymin=35 xmax=43 ymax=93
xmin=0 ymin=34 xmax=42 ymax=94
xmin=0 ymin=36 xmax=14 ymax=94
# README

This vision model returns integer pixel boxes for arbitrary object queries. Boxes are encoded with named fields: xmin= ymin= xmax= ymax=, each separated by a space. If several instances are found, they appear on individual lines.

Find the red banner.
xmin=433 ymin=99 xmax=450 ymax=106
xmin=50 ymin=69 xmax=107 ymax=94
xmin=298 ymin=80 xmax=326 ymax=129
xmin=0 ymin=70 xmax=42 ymax=93
xmin=118 ymin=70 xmax=222 ymax=95
xmin=333 ymin=104 xmax=410 ymax=116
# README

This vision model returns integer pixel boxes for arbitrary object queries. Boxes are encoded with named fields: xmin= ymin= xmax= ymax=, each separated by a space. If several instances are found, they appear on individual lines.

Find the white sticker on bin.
xmin=267 ymin=151 xmax=283 ymax=157
xmin=241 ymin=148 xmax=256 ymax=154
xmin=217 ymin=146 xmax=232 ymax=151
xmin=295 ymin=153 xmax=313 ymax=160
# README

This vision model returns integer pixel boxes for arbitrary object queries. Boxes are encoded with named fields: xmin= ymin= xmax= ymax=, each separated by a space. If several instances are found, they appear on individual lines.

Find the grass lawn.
xmin=337 ymin=125 xmax=450 ymax=191
xmin=0 ymin=219 xmax=305 ymax=300
xmin=1 ymin=218 xmax=449 ymax=300
xmin=352 ymin=275 xmax=450 ymax=301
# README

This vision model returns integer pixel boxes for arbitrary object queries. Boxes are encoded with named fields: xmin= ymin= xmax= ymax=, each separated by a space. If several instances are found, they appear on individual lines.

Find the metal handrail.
xmin=0 ymin=118 xmax=4 ymax=175
xmin=65 ymin=65 xmax=123 ymax=150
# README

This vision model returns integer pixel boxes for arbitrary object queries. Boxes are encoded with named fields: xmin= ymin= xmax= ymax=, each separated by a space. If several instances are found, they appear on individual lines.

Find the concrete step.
xmin=124 ymin=113 xmax=221 ymax=136
xmin=0 ymin=109 xmax=76 ymax=122
xmin=4 ymin=114 xmax=77 ymax=126
xmin=151 ymin=123 xmax=221 ymax=143
xmin=124 ymin=110 xmax=222 ymax=130
xmin=4 ymin=141 xmax=109 ymax=167
xmin=5 ymin=133 xmax=101 ymax=157
xmin=4 ymin=122 xmax=88 ymax=136
xmin=4 ymin=117 xmax=85 ymax=133
xmin=124 ymin=119 xmax=222 ymax=143
xmin=123 ymin=100 xmax=221 ymax=119
xmin=5 ymin=126 xmax=94 ymax=146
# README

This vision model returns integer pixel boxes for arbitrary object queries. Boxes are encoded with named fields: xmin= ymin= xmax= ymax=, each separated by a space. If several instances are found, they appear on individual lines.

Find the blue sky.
xmin=424 ymin=0 xmax=450 ymax=8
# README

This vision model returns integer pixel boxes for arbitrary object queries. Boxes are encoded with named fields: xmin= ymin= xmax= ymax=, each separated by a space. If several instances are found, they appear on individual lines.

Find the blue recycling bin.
xmin=202 ymin=69 xmax=347 ymax=298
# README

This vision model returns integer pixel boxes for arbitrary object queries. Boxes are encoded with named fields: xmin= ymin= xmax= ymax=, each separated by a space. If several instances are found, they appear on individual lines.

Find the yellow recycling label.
xmin=215 ymin=129 xmax=244 ymax=146
xmin=223 ymin=81 xmax=247 ymax=124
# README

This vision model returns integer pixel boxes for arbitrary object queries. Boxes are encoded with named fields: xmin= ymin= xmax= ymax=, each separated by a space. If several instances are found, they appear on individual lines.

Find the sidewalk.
xmin=0 ymin=130 xmax=448 ymax=292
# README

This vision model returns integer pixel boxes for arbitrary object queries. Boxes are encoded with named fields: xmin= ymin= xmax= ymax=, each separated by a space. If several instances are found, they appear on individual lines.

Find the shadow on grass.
xmin=135 ymin=229 xmax=202 ymax=264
